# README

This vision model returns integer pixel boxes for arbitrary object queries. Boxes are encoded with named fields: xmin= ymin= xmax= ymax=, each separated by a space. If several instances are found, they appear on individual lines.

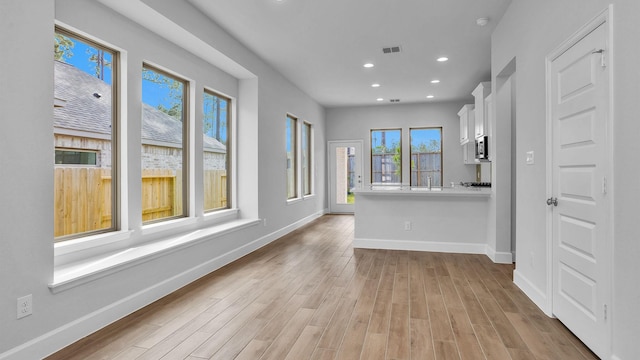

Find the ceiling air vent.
xmin=390 ymin=99 xmax=401 ymax=103
xmin=382 ymin=46 xmax=401 ymax=54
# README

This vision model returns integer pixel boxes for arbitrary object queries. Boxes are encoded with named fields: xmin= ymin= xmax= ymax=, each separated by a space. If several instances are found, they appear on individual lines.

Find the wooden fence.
xmin=204 ymin=170 xmax=227 ymax=210
xmin=54 ymin=167 xmax=227 ymax=238
xmin=370 ymin=152 xmax=441 ymax=185
xmin=54 ymin=167 xmax=112 ymax=238
xmin=141 ymin=169 xmax=181 ymax=222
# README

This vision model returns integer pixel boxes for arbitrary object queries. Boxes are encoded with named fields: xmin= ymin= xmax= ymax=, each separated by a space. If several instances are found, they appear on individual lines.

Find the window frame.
xmin=55 ymin=148 xmax=100 ymax=166
xmin=302 ymin=121 xmax=313 ymax=197
xmin=370 ymin=128 xmax=402 ymax=185
xmin=409 ymin=127 xmax=443 ymax=187
xmin=53 ymin=26 xmax=119 ymax=242
xmin=141 ymin=63 xmax=190 ymax=224
xmin=286 ymin=114 xmax=299 ymax=200
xmin=202 ymin=88 xmax=232 ymax=213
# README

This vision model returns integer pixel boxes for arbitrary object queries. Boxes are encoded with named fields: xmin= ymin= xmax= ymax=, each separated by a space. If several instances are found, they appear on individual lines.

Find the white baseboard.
xmin=353 ymin=238 xmax=487 ymax=255
xmin=486 ymin=246 xmax=514 ymax=264
xmin=513 ymin=269 xmax=552 ymax=316
xmin=0 ymin=210 xmax=325 ymax=360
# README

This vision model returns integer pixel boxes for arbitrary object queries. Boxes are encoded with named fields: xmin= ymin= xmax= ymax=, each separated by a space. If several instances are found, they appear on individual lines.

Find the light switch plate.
xmin=526 ymin=151 xmax=535 ymax=165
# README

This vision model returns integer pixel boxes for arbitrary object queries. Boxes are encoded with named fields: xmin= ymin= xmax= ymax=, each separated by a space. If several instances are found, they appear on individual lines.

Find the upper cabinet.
xmin=458 ymin=104 xmax=474 ymax=145
xmin=458 ymin=104 xmax=476 ymax=164
xmin=472 ymin=82 xmax=491 ymax=139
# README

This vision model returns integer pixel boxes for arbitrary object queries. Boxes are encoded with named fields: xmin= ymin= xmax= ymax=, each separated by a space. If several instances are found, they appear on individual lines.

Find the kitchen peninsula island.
xmin=353 ymin=185 xmax=492 ymax=256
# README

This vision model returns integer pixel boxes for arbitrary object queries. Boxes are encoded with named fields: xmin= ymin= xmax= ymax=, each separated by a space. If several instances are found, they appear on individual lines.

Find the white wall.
xmin=493 ymin=1 xmax=640 ymax=359
xmin=0 ymin=0 xmax=325 ymax=358
xmin=326 ymin=102 xmax=477 ymax=186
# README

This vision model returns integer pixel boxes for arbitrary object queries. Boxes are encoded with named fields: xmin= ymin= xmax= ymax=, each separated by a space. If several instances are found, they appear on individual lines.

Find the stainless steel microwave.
xmin=475 ymin=136 xmax=489 ymax=161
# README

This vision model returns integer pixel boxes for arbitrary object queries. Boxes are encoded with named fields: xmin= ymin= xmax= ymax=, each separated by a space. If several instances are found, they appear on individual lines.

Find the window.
xmin=410 ymin=127 xmax=442 ymax=187
xmin=286 ymin=115 xmax=298 ymax=199
xmin=302 ymin=122 xmax=312 ymax=196
xmin=371 ymin=129 xmax=401 ymax=184
xmin=53 ymin=28 xmax=117 ymax=240
xmin=55 ymin=149 xmax=98 ymax=166
xmin=203 ymin=90 xmax=231 ymax=212
xmin=141 ymin=65 xmax=187 ymax=223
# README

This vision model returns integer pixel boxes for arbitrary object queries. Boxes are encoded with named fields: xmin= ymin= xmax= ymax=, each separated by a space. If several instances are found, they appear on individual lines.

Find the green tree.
xmin=87 ymin=49 xmax=111 ymax=80
xmin=54 ymin=34 xmax=74 ymax=61
xmin=392 ymin=141 xmax=402 ymax=177
xmin=142 ymin=68 xmax=184 ymax=121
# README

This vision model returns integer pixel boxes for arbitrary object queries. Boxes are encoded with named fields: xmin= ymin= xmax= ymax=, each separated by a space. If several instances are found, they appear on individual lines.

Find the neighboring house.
xmin=53 ymin=60 xmax=226 ymax=170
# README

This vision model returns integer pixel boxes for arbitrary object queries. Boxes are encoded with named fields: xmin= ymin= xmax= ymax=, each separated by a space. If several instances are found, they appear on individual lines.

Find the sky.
xmin=61 ymin=35 xmax=172 ymax=109
xmin=371 ymin=128 xmax=441 ymax=152
xmin=61 ymin=34 xmax=228 ymax=142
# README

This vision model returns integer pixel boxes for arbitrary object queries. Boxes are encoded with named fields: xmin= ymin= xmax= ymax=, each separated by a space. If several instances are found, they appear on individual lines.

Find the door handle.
xmin=546 ymin=197 xmax=558 ymax=206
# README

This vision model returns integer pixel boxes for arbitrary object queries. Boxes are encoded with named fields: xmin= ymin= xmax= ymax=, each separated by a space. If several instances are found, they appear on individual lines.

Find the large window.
xmin=371 ymin=129 xmax=401 ymax=184
xmin=53 ymin=29 xmax=117 ymax=240
xmin=141 ymin=65 xmax=187 ymax=223
xmin=203 ymin=90 xmax=230 ymax=212
xmin=286 ymin=115 xmax=298 ymax=199
xmin=302 ymin=122 xmax=312 ymax=196
xmin=410 ymin=127 xmax=442 ymax=187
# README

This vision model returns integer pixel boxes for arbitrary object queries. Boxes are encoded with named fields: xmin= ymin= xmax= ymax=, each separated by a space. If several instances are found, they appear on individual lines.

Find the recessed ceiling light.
xmin=426 ymin=95 xmax=435 ymax=99
xmin=376 ymin=98 xmax=384 ymax=101
xmin=363 ymin=63 xmax=374 ymax=68
xmin=476 ymin=17 xmax=489 ymax=26
xmin=430 ymin=79 xmax=440 ymax=84
xmin=437 ymin=57 xmax=449 ymax=62
xmin=371 ymin=83 xmax=380 ymax=88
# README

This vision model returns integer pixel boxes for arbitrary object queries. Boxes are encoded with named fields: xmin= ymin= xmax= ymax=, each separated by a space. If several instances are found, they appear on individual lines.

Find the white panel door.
xmin=328 ymin=140 xmax=362 ymax=213
xmin=549 ymin=22 xmax=610 ymax=358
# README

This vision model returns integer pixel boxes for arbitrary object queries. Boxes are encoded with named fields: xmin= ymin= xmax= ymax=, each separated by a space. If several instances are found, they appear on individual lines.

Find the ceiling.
xmin=187 ymin=0 xmax=512 ymax=108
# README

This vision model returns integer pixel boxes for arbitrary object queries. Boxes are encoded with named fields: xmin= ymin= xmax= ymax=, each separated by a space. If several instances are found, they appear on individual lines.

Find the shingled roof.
xmin=54 ymin=60 xmax=226 ymax=153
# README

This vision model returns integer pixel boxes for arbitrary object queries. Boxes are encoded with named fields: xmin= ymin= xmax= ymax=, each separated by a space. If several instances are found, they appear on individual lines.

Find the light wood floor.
xmin=47 ymin=215 xmax=599 ymax=360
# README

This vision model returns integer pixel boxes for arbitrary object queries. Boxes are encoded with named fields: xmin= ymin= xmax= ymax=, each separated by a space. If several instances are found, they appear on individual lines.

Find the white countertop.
xmin=353 ymin=185 xmax=491 ymax=197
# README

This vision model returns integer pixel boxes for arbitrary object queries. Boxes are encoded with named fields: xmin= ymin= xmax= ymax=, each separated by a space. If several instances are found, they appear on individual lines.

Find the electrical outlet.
xmin=404 ymin=221 xmax=411 ymax=231
xmin=263 ymin=218 xmax=267 ymax=227
xmin=17 ymin=294 xmax=32 ymax=319
xmin=526 ymin=151 xmax=535 ymax=165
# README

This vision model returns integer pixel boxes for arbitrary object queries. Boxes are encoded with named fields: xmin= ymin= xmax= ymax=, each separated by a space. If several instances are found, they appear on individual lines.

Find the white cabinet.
xmin=462 ymin=142 xmax=476 ymax=165
xmin=458 ymin=104 xmax=476 ymax=164
xmin=472 ymin=82 xmax=491 ymax=139
xmin=458 ymin=104 xmax=474 ymax=145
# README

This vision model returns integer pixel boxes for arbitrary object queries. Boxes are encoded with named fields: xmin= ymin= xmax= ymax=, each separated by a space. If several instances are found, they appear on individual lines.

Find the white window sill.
xmin=141 ymin=216 xmax=198 ymax=236
xmin=49 ymin=218 xmax=261 ymax=293
xmin=54 ymin=230 xmax=133 ymax=257
xmin=286 ymin=197 xmax=302 ymax=205
xmin=302 ymin=193 xmax=315 ymax=200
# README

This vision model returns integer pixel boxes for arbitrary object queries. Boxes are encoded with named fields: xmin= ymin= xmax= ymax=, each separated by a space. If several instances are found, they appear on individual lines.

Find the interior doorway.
xmin=496 ymin=58 xmax=517 ymax=261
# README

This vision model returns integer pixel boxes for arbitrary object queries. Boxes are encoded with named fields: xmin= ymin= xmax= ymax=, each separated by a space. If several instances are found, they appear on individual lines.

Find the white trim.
xmin=1 ymin=209 xmax=324 ymax=360
xmin=50 ymin=218 xmax=260 ymax=293
xmin=485 ymin=246 xmax=514 ymax=264
xmin=354 ymin=238 xmax=487 ymax=255
xmin=514 ymin=269 xmax=552 ymax=316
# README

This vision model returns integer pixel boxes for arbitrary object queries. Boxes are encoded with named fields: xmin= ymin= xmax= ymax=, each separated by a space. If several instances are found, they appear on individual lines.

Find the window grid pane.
xmin=410 ymin=128 xmax=443 ymax=187
xmin=53 ymin=29 xmax=117 ymax=240
xmin=203 ymin=90 xmax=230 ymax=212
xmin=302 ymin=122 xmax=311 ymax=195
xmin=286 ymin=115 xmax=298 ymax=199
xmin=141 ymin=65 xmax=187 ymax=223
xmin=371 ymin=129 xmax=401 ymax=184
